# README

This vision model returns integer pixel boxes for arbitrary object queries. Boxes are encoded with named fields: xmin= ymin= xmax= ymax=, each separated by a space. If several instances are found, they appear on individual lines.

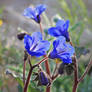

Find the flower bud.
xmin=58 ymin=63 xmax=65 ymax=75
xmin=65 ymin=63 xmax=74 ymax=75
xmin=39 ymin=71 xmax=51 ymax=86
xmin=17 ymin=32 xmax=26 ymax=40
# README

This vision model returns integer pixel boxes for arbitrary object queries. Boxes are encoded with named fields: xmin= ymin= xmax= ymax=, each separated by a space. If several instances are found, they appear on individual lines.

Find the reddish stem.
xmin=28 ymin=55 xmax=32 ymax=67
xmin=39 ymin=22 xmax=51 ymax=92
xmin=23 ymin=57 xmax=49 ymax=92
xmin=44 ymin=55 xmax=51 ymax=92
xmin=24 ymin=67 xmax=33 ymax=92
xmin=69 ymin=40 xmax=78 ymax=92
xmin=23 ymin=60 xmax=26 ymax=85
xmin=44 ymin=55 xmax=51 ymax=76
xmin=72 ymin=82 xmax=78 ymax=92
xmin=40 ymin=23 xmax=44 ymax=38
xmin=39 ymin=23 xmax=51 ymax=76
xmin=37 ymin=56 xmax=48 ymax=65
xmin=78 ymin=59 xmax=92 ymax=83
xmin=46 ymin=86 xmax=51 ymax=92
xmin=72 ymin=56 xmax=78 ymax=92
xmin=52 ymin=73 xmax=59 ymax=80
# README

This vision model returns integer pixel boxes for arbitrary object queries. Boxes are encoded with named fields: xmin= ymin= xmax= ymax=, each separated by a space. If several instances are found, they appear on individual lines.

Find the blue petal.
xmin=33 ymin=40 xmax=50 ymax=52
xmin=24 ymin=35 xmax=33 ymax=50
xmin=48 ymin=27 xmax=62 ymax=37
xmin=53 ymin=36 xmax=66 ymax=49
xmin=27 ymin=51 xmax=46 ymax=57
xmin=56 ymin=19 xmax=65 ymax=27
xmin=23 ymin=7 xmax=36 ymax=19
xmin=60 ymin=56 xmax=72 ymax=64
xmin=53 ymin=36 xmax=66 ymax=53
xmin=49 ymin=49 xmax=57 ymax=59
xmin=35 ymin=4 xmax=46 ymax=15
xmin=65 ymin=43 xmax=75 ymax=57
xmin=49 ymin=36 xmax=66 ymax=59
xmin=31 ymin=32 xmax=42 ymax=46
xmin=64 ymin=20 xmax=70 ymax=31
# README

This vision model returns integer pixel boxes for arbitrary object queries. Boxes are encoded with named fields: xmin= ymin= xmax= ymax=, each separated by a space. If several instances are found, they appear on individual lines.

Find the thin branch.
xmin=52 ymin=63 xmax=58 ymax=78
xmin=78 ymin=59 xmax=92 ymax=83
xmin=73 ymin=56 xmax=78 ymax=82
xmin=23 ymin=51 xmax=28 ymax=85
xmin=52 ymin=73 xmax=59 ymax=80
xmin=46 ymin=86 xmax=51 ymax=92
xmin=69 ymin=40 xmax=78 ymax=92
xmin=37 ymin=56 xmax=48 ymax=65
xmin=39 ymin=22 xmax=51 ymax=92
xmin=44 ymin=55 xmax=51 ymax=76
xmin=39 ymin=23 xmax=44 ymax=38
xmin=28 ymin=55 xmax=32 ymax=67
xmin=72 ymin=56 xmax=78 ymax=92
xmin=23 ymin=60 xmax=26 ymax=85
xmin=24 ymin=67 xmax=33 ymax=92
xmin=23 ymin=57 xmax=49 ymax=92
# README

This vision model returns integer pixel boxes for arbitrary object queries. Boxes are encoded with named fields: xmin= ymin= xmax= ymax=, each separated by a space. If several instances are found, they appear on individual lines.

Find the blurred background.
xmin=0 ymin=0 xmax=92 ymax=92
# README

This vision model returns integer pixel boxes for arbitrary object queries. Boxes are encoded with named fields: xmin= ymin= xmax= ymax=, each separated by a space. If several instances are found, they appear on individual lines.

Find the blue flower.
xmin=49 ymin=36 xmax=75 ymax=64
xmin=23 ymin=4 xmax=46 ymax=23
xmin=24 ymin=32 xmax=50 ymax=57
xmin=48 ymin=19 xmax=70 ymax=41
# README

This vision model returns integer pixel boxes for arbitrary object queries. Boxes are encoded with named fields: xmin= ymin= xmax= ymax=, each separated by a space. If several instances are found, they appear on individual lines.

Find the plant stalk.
xmin=46 ymin=86 xmax=51 ymax=92
xmin=78 ymin=59 xmax=92 ymax=83
xmin=24 ymin=67 xmax=33 ymax=92
xmin=23 ymin=60 xmax=26 ymax=85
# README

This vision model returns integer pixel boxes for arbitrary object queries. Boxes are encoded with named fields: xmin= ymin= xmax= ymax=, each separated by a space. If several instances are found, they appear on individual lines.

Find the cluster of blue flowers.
xmin=23 ymin=4 xmax=75 ymax=64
